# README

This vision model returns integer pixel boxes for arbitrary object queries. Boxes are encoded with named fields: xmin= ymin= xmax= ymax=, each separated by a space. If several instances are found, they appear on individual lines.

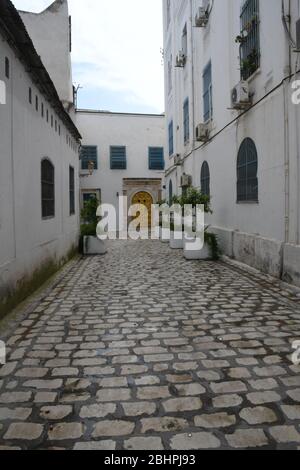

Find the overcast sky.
xmin=12 ymin=0 xmax=165 ymax=113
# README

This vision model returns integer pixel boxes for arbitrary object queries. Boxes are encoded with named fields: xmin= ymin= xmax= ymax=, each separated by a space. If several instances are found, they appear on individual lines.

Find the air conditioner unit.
xmin=181 ymin=174 xmax=192 ymax=188
xmin=195 ymin=7 xmax=209 ymax=27
xmin=195 ymin=122 xmax=212 ymax=142
xmin=174 ymin=154 xmax=182 ymax=166
xmin=175 ymin=51 xmax=186 ymax=68
xmin=231 ymin=81 xmax=251 ymax=110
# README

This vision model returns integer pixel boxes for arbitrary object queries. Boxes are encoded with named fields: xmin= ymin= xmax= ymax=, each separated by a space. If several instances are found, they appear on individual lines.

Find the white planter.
xmin=83 ymin=236 xmax=107 ymax=255
xmin=159 ymin=227 xmax=170 ymax=243
xmin=183 ymin=239 xmax=211 ymax=260
xmin=170 ymin=231 xmax=184 ymax=250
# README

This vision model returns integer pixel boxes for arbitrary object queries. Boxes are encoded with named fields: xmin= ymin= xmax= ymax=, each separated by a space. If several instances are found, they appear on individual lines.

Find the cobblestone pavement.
xmin=0 ymin=240 xmax=300 ymax=450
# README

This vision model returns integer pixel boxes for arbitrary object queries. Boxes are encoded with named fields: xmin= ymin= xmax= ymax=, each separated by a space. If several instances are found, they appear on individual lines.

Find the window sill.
xmin=42 ymin=216 xmax=55 ymax=221
xmin=246 ymin=68 xmax=261 ymax=83
xmin=236 ymin=200 xmax=259 ymax=205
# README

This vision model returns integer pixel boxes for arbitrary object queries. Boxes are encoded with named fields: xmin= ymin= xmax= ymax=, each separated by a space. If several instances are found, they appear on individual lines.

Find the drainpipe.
xmin=10 ymin=56 xmax=16 ymax=260
xmin=283 ymin=0 xmax=291 ymax=244
xmin=189 ymin=0 xmax=196 ymax=178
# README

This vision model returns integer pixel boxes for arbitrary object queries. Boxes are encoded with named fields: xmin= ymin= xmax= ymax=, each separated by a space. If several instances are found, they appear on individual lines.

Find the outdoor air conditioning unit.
xmin=181 ymin=174 xmax=192 ymax=188
xmin=175 ymin=51 xmax=186 ymax=68
xmin=174 ymin=154 xmax=182 ymax=166
xmin=195 ymin=7 xmax=209 ymax=27
xmin=195 ymin=122 xmax=212 ymax=142
xmin=231 ymin=81 xmax=251 ymax=110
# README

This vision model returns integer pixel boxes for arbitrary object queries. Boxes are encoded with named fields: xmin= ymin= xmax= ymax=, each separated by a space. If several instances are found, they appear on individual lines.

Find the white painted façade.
xmin=163 ymin=0 xmax=300 ymax=286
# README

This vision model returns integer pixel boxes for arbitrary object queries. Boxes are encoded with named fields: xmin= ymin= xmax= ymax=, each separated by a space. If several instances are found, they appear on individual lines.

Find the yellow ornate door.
xmin=132 ymin=192 xmax=153 ymax=227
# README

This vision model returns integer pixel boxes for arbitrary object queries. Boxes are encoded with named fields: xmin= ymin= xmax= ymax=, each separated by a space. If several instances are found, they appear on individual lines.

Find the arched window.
xmin=41 ymin=159 xmax=55 ymax=218
xmin=201 ymin=161 xmax=210 ymax=197
xmin=237 ymin=138 xmax=258 ymax=202
xmin=169 ymin=180 xmax=173 ymax=205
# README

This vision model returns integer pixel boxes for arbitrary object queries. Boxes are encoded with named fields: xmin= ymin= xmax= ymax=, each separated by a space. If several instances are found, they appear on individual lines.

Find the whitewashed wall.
xmin=20 ymin=0 xmax=74 ymax=107
xmin=163 ymin=0 xmax=300 ymax=284
xmin=77 ymin=111 xmax=165 ymax=213
xmin=0 ymin=33 xmax=80 ymax=308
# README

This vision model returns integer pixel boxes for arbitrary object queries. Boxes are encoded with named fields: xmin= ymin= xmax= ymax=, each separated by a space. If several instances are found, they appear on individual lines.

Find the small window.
xmin=35 ymin=95 xmax=39 ymax=112
xmin=168 ymin=55 xmax=173 ymax=94
xmin=41 ymin=159 xmax=55 ymax=219
xmin=41 ymin=102 xmax=44 ymax=118
xmin=183 ymin=98 xmax=189 ymax=144
xmin=69 ymin=166 xmax=75 ymax=215
xmin=182 ymin=23 xmax=187 ymax=59
xmin=168 ymin=120 xmax=174 ymax=157
xmin=58 ymin=125 xmax=61 ymax=136
xmin=240 ymin=0 xmax=260 ymax=80
xmin=46 ymin=109 xmax=49 ymax=122
xmin=81 ymin=145 xmax=98 ymax=170
xmin=169 ymin=180 xmax=173 ymax=205
xmin=55 ymin=120 xmax=57 ymax=132
xmin=51 ymin=115 xmax=53 ymax=128
xmin=237 ymin=138 xmax=258 ymax=202
xmin=110 ymin=146 xmax=127 ymax=170
xmin=5 ymin=57 xmax=9 ymax=79
xmin=201 ymin=161 xmax=210 ymax=197
xmin=29 ymin=87 xmax=32 ymax=104
xmin=149 ymin=147 xmax=165 ymax=170
xmin=203 ymin=61 xmax=213 ymax=122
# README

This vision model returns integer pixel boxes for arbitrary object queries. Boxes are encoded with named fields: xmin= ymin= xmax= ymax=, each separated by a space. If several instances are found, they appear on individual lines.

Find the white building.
xmin=163 ymin=0 xmax=300 ymax=286
xmin=77 ymin=110 xmax=165 ymax=227
xmin=0 ymin=0 xmax=81 ymax=317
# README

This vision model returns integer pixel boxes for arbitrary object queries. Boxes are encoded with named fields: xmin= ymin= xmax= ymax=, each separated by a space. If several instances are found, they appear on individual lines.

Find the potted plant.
xmin=171 ymin=188 xmax=220 ymax=260
xmin=80 ymin=196 xmax=107 ymax=255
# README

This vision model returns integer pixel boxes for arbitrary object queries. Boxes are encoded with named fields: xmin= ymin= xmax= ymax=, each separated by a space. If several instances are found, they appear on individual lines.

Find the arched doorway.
xmin=132 ymin=191 xmax=154 ymax=227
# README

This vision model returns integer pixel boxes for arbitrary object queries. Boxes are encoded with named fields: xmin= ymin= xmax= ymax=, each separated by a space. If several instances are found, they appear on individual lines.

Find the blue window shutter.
xmin=183 ymin=98 xmax=189 ymax=143
xmin=168 ymin=121 xmax=174 ymax=156
xmin=203 ymin=61 xmax=212 ymax=122
xmin=81 ymin=146 xmax=98 ymax=170
xmin=149 ymin=147 xmax=165 ymax=170
xmin=110 ymin=146 xmax=127 ymax=170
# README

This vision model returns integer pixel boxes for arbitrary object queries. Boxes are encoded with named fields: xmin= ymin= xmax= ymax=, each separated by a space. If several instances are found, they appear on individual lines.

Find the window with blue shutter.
xmin=110 ymin=146 xmax=127 ymax=170
xmin=203 ymin=61 xmax=213 ymax=122
xmin=168 ymin=120 xmax=174 ymax=157
xmin=81 ymin=146 xmax=98 ymax=170
xmin=149 ymin=147 xmax=165 ymax=171
xmin=183 ymin=98 xmax=189 ymax=144
xmin=237 ymin=138 xmax=258 ymax=202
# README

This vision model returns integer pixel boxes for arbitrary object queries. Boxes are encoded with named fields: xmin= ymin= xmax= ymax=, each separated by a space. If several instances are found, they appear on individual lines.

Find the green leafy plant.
xmin=205 ymin=230 xmax=221 ymax=261
xmin=79 ymin=197 xmax=100 ymax=253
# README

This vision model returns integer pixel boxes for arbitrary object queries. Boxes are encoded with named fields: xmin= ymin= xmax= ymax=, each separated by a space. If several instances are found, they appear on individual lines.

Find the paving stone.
xmin=4 ymin=423 xmax=43 ymax=440
xmin=226 ymin=429 xmax=269 ymax=448
xmin=79 ymin=403 xmax=116 ymax=419
xmin=0 ymin=392 xmax=32 ymax=403
xmin=141 ymin=417 xmax=188 ymax=433
xmin=170 ymin=432 xmax=220 ymax=450
xmin=97 ymin=388 xmax=131 ymax=402
xmin=247 ymin=391 xmax=281 ymax=405
xmin=0 ymin=362 xmax=17 ymax=377
xmin=124 ymin=437 xmax=164 ymax=450
xmin=254 ymin=366 xmax=286 ymax=377
xmin=99 ymin=377 xmax=128 ymax=388
xmin=280 ymin=405 xmax=300 ymax=420
xmin=137 ymin=386 xmax=170 ymax=400
xmin=92 ymin=420 xmax=135 ymax=437
xmin=194 ymin=413 xmax=236 ymax=428
xmin=74 ymin=441 xmax=116 ymax=450
xmin=16 ymin=368 xmax=49 ymax=378
xmin=163 ymin=397 xmax=202 ymax=413
xmin=248 ymin=378 xmax=278 ymax=391
xmin=173 ymin=362 xmax=198 ymax=371
xmin=269 ymin=426 xmax=300 ymax=444
xmin=228 ymin=368 xmax=251 ymax=379
xmin=240 ymin=407 xmax=277 ymax=425
xmin=0 ymin=408 xmax=32 ymax=421
xmin=23 ymin=380 xmax=62 ymax=390
xmin=174 ymin=383 xmax=206 ymax=396
xmin=213 ymin=394 xmax=243 ymax=408
xmin=210 ymin=381 xmax=247 ymax=394
xmin=120 ymin=365 xmax=148 ymax=375
xmin=34 ymin=392 xmax=57 ymax=403
xmin=52 ymin=367 xmax=79 ymax=377
xmin=48 ymin=423 xmax=84 ymax=440
xmin=40 ymin=406 xmax=72 ymax=420
xmin=121 ymin=401 xmax=156 ymax=417
xmin=166 ymin=374 xmax=193 ymax=383
xmin=287 ymin=388 xmax=300 ymax=402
